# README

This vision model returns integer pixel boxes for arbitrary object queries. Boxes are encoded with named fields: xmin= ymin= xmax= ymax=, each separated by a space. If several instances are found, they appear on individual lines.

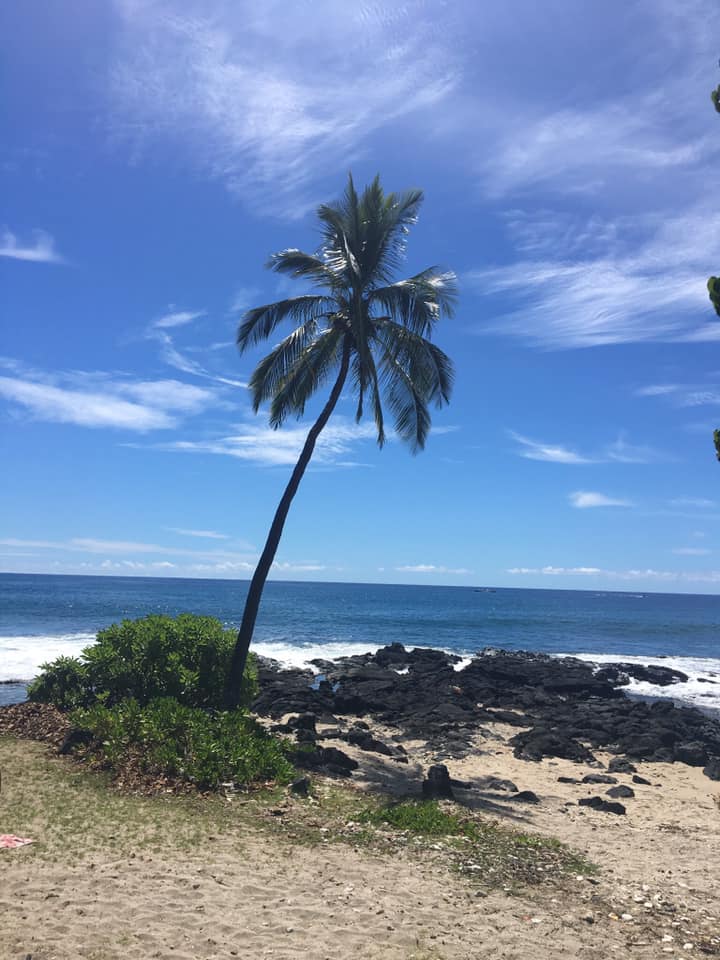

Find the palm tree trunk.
xmin=224 ymin=338 xmax=351 ymax=708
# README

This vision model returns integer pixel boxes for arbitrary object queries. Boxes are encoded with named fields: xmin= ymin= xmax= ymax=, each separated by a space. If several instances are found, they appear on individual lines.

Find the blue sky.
xmin=3 ymin=0 xmax=720 ymax=592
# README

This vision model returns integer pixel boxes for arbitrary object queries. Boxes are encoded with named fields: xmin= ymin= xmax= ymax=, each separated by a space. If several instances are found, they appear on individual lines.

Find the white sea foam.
xmin=0 ymin=633 xmax=474 ymax=683
xmin=0 ymin=633 xmax=96 ymax=682
xmin=566 ymin=653 xmax=720 ymax=714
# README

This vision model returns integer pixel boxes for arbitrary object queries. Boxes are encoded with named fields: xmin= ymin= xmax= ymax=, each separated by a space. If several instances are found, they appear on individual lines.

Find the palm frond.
xmin=248 ymin=320 xmax=321 ymax=412
xmin=369 ymin=269 xmax=457 ymax=335
xmin=268 ymin=328 xmax=345 ymax=427
xmin=237 ymin=295 xmax=334 ymax=351
xmin=359 ymin=179 xmax=424 ymax=286
xmin=375 ymin=339 xmax=431 ymax=453
xmin=267 ymin=249 xmax=342 ymax=289
xmin=375 ymin=320 xmax=454 ymax=406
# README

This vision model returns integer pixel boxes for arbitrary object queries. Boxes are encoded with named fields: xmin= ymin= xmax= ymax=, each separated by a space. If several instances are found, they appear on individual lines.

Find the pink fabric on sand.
xmin=0 ymin=834 xmax=33 ymax=849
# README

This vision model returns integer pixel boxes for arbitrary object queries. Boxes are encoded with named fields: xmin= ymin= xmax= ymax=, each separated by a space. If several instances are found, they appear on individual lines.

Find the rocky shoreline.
xmin=253 ymin=645 xmax=720 ymax=782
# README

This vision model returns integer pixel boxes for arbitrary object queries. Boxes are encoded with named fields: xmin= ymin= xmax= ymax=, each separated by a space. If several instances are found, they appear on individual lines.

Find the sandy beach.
xmin=2 ymin=703 xmax=719 ymax=960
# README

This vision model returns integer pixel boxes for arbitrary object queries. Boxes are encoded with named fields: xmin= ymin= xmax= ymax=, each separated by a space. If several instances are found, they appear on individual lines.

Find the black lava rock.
xmin=608 ymin=757 xmax=637 ymax=774
xmin=582 ymin=774 xmax=618 ymax=785
xmin=606 ymin=785 xmax=635 ymax=798
xmin=579 ymin=796 xmax=626 ymax=815
xmin=632 ymin=774 xmax=652 ymax=785
xmin=290 ymin=776 xmax=311 ymax=796
xmin=510 ymin=790 xmax=540 ymax=804
xmin=703 ymin=758 xmax=720 ymax=781
xmin=422 ymin=764 xmax=455 ymax=800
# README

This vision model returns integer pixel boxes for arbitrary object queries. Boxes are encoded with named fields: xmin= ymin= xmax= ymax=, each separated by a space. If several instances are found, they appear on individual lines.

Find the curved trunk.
xmin=224 ymin=337 xmax=351 ymax=708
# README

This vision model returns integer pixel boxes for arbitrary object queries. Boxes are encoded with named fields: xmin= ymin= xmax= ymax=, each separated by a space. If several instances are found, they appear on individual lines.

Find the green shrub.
xmin=25 ymin=655 xmax=90 ymax=711
xmin=70 ymin=697 xmax=294 ymax=790
xmin=28 ymin=614 xmax=257 ymax=711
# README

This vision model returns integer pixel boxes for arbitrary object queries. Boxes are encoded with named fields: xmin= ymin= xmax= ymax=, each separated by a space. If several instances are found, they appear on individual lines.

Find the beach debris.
xmin=421 ymin=764 xmax=454 ymax=800
xmin=578 ymin=796 xmax=626 ymax=815
xmin=1 ymin=834 xmax=33 ymax=849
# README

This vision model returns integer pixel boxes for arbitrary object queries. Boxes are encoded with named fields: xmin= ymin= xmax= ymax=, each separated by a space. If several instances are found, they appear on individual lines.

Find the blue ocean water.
xmin=1 ymin=573 xmax=719 ymax=708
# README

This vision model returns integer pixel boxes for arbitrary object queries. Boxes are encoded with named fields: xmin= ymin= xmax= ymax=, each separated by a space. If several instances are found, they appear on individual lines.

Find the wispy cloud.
xmin=0 ymin=535 xmax=256 ymax=561
xmin=672 ymin=547 xmax=711 ymax=556
xmin=509 ymin=432 xmax=594 ymax=464
xmin=109 ymin=1 xmax=459 ymax=210
xmin=480 ymin=103 xmax=708 ymax=200
xmin=467 ymin=209 xmax=720 ymax=348
xmin=507 ymin=566 xmax=601 ymax=576
xmin=0 ymin=365 xmax=216 ymax=431
xmin=508 ymin=564 xmax=720 ymax=584
xmin=0 ymin=228 xmax=64 ymax=264
xmin=152 ymin=331 xmax=247 ymax=388
xmin=395 ymin=564 xmax=472 ymax=575
xmin=569 ymin=491 xmax=633 ymax=509
xmin=510 ymin=431 xmax=664 ymax=465
xmin=153 ymin=309 xmax=205 ymax=329
xmin=157 ymin=417 xmax=378 ymax=467
xmin=166 ymin=527 xmax=229 ymax=540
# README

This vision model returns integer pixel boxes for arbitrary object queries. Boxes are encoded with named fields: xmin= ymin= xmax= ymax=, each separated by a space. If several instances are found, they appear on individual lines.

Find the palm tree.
xmin=224 ymin=174 xmax=457 ymax=707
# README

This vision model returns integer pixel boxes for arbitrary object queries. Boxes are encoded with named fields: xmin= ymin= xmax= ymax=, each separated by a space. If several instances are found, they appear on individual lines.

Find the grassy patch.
xmin=1 ymin=735 xmax=595 ymax=891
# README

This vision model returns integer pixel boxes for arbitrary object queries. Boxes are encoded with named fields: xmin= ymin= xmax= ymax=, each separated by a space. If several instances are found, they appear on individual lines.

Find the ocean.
xmin=1 ymin=573 xmax=719 ymax=710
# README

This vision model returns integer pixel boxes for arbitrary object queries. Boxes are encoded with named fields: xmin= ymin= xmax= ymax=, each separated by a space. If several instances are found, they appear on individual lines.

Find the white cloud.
xmin=0 ymin=376 xmax=175 ymax=431
xmin=507 ymin=564 xmax=720 ymax=584
xmin=166 ymin=527 xmax=229 ymax=540
xmin=109 ymin=1 xmax=458 ymax=210
xmin=569 ymin=491 xmax=633 ymax=509
xmin=509 ymin=431 xmax=594 ymax=464
xmin=635 ymin=384 xmax=681 ymax=397
xmin=0 ymin=228 xmax=64 ymax=264
xmin=395 ymin=564 xmax=472 ymax=575
xmin=507 ymin=566 xmax=601 ymax=576
xmin=0 ymin=368 xmax=216 ymax=431
xmin=467 ymin=209 xmax=720 ymax=348
xmin=153 ymin=309 xmax=205 ymax=329
xmin=159 ymin=417 xmax=379 ymax=467
xmin=510 ymin=431 xmax=663 ymax=465
xmin=0 ymin=535 xmax=256 ymax=561
xmin=672 ymin=547 xmax=711 ymax=556
xmin=479 ymin=103 xmax=707 ymax=199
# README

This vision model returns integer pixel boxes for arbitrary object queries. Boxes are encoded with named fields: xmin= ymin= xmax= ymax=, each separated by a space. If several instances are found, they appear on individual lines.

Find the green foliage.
xmin=712 ymin=84 xmax=720 ymax=114
xmin=70 ymin=697 xmax=294 ymax=790
xmin=360 ymin=799 xmax=466 ymax=836
xmin=25 ymin=655 xmax=90 ymax=711
xmin=27 ymin=614 xmax=257 ymax=711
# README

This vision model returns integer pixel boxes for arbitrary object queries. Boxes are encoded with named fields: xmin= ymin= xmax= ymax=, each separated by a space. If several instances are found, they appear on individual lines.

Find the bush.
xmin=25 ymin=655 xmax=90 ymax=711
xmin=28 ymin=614 xmax=257 ymax=711
xmin=70 ymin=697 xmax=295 ymax=789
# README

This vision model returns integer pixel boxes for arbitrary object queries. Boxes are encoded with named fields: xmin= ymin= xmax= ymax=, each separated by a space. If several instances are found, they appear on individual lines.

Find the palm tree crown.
xmin=238 ymin=174 xmax=457 ymax=451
